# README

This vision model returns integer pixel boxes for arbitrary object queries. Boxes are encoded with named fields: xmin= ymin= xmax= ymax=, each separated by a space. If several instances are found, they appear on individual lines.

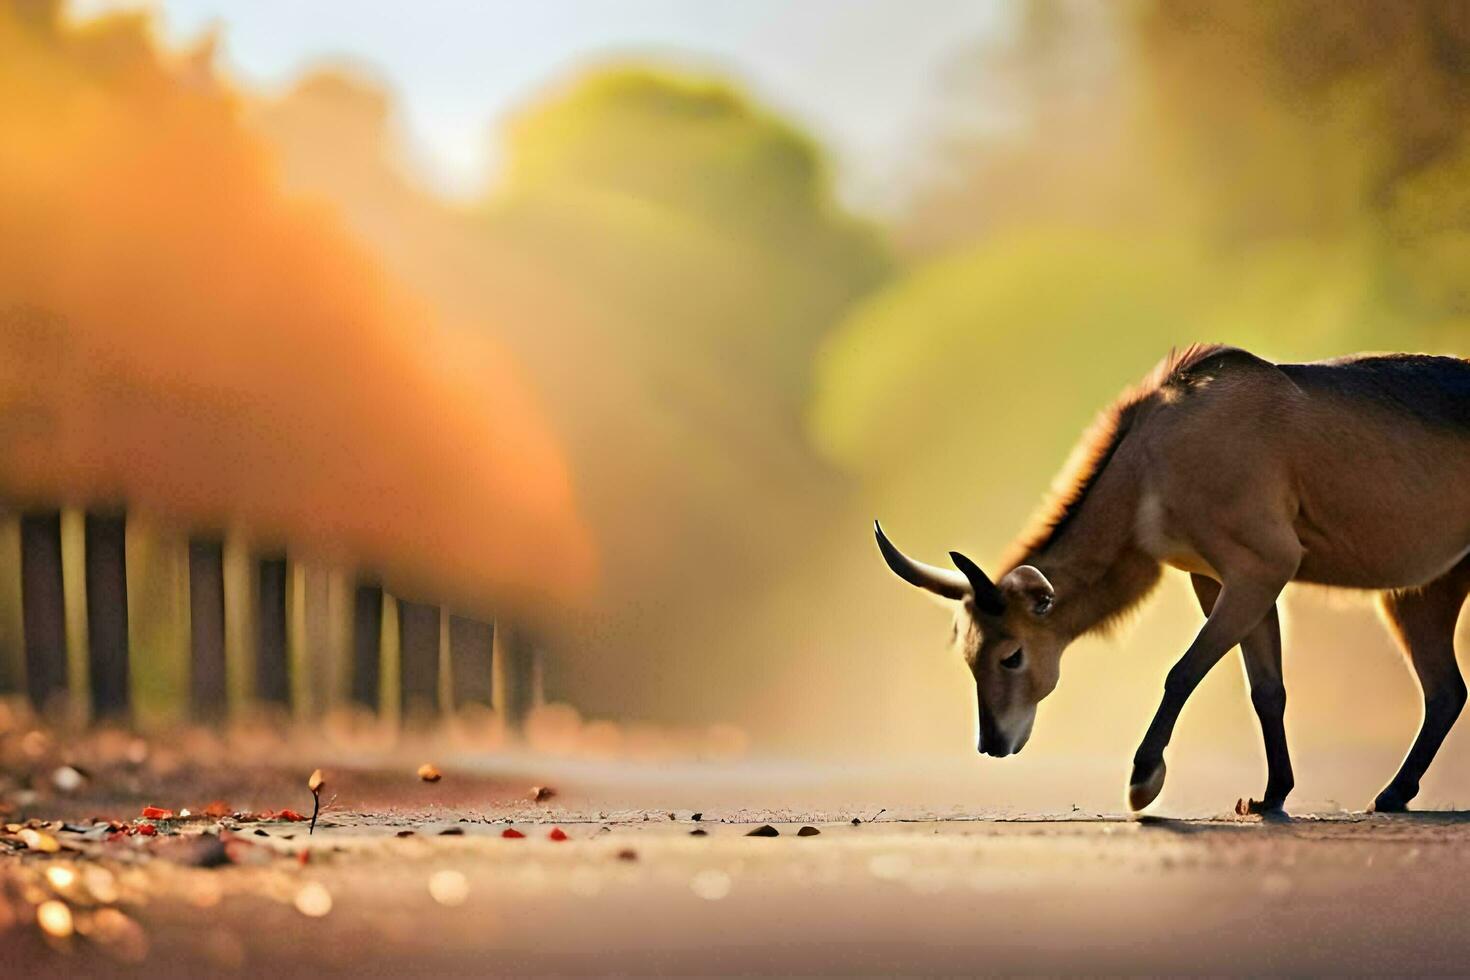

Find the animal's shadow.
xmin=1132 ymin=814 xmax=1286 ymax=834
xmin=1135 ymin=809 xmax=1470 ymax=833
xmin=1372 ymin=809 xmax=1470 ymax=823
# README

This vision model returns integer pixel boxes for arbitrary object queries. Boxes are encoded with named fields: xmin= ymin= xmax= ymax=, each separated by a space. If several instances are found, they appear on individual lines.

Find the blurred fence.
xmin=0 ymin=506 xmax=543 ymax=733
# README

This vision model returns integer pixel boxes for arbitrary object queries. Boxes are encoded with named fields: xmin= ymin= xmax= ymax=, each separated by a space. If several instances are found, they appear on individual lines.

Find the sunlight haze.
xmin=108 ymin=0 xmax=1008 ymax=204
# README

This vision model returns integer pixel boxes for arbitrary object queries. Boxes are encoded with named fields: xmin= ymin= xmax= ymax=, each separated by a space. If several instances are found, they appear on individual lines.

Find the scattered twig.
xmin=308 ymin=769 xmax=325 ymax=835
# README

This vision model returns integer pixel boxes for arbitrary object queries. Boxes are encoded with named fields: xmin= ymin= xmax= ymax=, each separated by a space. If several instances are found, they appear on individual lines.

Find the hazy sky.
xmin=82 ymin=0 xmax=1007 ymax=206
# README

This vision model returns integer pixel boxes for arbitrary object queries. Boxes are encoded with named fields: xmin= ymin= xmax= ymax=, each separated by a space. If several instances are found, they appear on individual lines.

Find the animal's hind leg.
xmin=1191 ymin=574 xmax=1292 ymax=813
xmin=1372 ymin=563 xmax=1470 ymax=813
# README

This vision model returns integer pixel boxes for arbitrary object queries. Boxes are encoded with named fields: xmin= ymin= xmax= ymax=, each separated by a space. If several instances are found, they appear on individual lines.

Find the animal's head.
xmin=875 ymin=521 xmax=1066 ymax=758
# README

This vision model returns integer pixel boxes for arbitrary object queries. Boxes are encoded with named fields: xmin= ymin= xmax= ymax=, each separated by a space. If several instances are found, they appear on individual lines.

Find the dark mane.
xmin=1002 ymin=344 xmax=1233 ymax=570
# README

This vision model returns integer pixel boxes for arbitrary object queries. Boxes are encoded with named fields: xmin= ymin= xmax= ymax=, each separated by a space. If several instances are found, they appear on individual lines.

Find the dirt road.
xmin=7 ymin=804 xmax=1470 ymax=977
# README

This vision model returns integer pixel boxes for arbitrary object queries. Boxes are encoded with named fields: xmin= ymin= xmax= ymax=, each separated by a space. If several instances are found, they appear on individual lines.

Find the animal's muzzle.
xmin=977 ymin=711 xmax=1032 ymax=758
xmin=977 ymin=713 xmax=1012 ymax=757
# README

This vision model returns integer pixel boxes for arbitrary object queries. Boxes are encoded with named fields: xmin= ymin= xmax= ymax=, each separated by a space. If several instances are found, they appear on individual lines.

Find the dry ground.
xmin=5 ymin=748 xmax=1470 ymax=977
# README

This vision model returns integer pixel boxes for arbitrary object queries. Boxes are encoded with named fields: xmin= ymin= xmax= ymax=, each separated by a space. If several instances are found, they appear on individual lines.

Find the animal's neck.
xmin=1012 ymin=459 xmax=1161 ymax=639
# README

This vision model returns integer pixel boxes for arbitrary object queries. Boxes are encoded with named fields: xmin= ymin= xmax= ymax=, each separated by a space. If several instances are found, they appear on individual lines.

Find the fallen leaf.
xmin=500 ymin=828 xmax=524 ymax=839
xmin=395 ymin=830 xmax=415 ymax=838
xmin=140 ymin=806 xmax=174 ymax=820
xmin=417 ymin=764 xmax=442 ymax=783
xmin=797 ymin=826 xmax=821 ymax=837
xmin=438 ymin=827 xmax=464 ymax=836
xmin=548 ymin=827 xmax=568 ymax=841
xmin=746 ymin=825 xmax=780 ymax=837
xmin=201 ymin=801 xmax=231 ymax=819
xmin=134 ymin=823 xmax=157 ymax=837
xmin=19 ymin=828 xmax=61 ymax=852
xmin=275 ymin=809 xmax=307 ymax=822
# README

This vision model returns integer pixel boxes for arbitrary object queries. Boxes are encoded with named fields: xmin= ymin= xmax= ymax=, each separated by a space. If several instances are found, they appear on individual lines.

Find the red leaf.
xmin=201 ymin=801 xmax=231 ymax=819
xmin=501 ymin=828 xmax=525 ymax=839
xmin=275 ymin=809 xmax=307 ymax=822
xmin=548 ymin=827 xmax=568 ymax=842
xmin=140 ymin=806 xmax=174 ymax=820
xmin=135 ymin=823 xmax=157 ymax=836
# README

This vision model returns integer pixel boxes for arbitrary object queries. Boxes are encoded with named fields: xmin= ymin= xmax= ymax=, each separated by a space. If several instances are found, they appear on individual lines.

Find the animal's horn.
xmin=874 ymin=521 xmax=970 ymax=601
xmin=949 ymin=551 xmax=1007 ymax=616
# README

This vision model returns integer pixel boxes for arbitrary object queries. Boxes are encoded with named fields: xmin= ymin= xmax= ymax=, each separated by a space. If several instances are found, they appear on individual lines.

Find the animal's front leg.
xmin=1129 ymin=566 xmax=1293 ymax=812
xmin=1190 ymin=575 xmax=1292 ymax=814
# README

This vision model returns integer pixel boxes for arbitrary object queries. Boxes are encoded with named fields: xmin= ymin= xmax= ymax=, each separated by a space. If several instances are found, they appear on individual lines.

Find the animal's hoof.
xmin=1127 ymin=759 xmax=1166 ymax=812
xmin=1369 ymin=789 xmax=1410 ymax=814
xmin=1235 ymin=797 xmax=1286 ymax=817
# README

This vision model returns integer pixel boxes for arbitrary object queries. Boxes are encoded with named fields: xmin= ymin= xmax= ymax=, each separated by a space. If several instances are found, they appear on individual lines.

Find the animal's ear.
xmin=1000 ymin=565 xmax=1055 ymax=616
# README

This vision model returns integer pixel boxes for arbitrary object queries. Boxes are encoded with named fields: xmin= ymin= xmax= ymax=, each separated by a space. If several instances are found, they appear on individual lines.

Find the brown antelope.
xmin=877 ymin=344 xmax=1470 ymax=814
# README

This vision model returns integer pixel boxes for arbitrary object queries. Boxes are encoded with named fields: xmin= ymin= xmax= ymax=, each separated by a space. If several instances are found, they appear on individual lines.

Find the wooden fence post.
xmin=449 ymin=615 xmax=493 ymax=709
xmin=350 ymin=580 xmax=383 ymax=713
xmin=0 ymin=513 xmax=23 ymax=697
xmin=188 ymin=537 xmax=228 ymax=719
xmin=84 ymin=511 xmax=129 ymax=719
xmin=398 ymin=599 xmax=440 ymax=723
xmin=492 ymin=622 xmax=541 ymax=734
xmin=255 ymin=555 xmax=289 ymax=707
xmin=20 ymin=511 xmax=67 ymax=711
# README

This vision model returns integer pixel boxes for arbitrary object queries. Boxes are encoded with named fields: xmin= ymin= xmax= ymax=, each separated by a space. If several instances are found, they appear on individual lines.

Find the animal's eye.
xmin=1001 ymin=649 xmax=1024 ymax=671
